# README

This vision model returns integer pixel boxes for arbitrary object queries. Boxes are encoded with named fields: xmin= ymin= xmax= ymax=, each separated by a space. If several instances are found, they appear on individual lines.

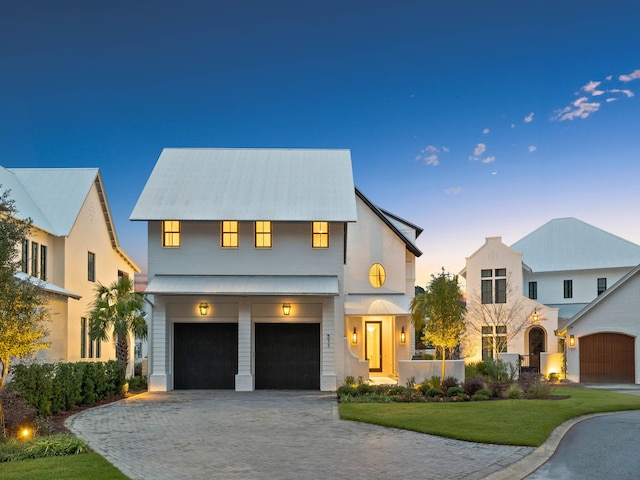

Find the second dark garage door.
xmin=174 ymin=323 xmax=238 ymax=389
xmin=255 ymin=323 xmax=320 ymax=390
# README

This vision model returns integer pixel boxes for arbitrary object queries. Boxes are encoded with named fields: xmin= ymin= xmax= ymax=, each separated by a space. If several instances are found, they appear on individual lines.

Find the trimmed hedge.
xmin=9 ymin=361 xmax=126 ymax=416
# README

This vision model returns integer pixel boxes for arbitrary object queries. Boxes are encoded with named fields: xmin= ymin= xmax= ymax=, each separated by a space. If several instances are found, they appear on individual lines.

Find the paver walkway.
xmin=67 ymin=390 xmax=532 ymax=480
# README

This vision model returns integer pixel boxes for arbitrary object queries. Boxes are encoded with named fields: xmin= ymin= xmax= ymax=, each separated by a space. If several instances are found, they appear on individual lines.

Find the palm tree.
xmin=88 ymin=277 xmax=147 ymax=369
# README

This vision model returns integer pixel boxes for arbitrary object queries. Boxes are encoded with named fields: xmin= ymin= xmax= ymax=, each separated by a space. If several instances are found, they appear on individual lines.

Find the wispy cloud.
xmin=524 ymin=112 xmax=534 ymax=123
xmin=528 ymin=145 xmax=537 ymax=153
xmin=416 ymin=145 xmax=447 ymax=167
xmin=553 ymin=96 xmax=601 ymax=121
xmin=483 ymin=128 xmax=490 ymax=134
xmin=619 ymin=69 xmax=640 ymax=82
xmin=444 ymin=186 xmax=461 ymax=194
xmin=482 ymin=156 xmax=495 ymax=164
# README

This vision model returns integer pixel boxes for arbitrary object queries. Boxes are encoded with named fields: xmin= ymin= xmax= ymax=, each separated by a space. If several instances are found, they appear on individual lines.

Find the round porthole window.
xmin=369 ymin=263 xmax=386 ymax=288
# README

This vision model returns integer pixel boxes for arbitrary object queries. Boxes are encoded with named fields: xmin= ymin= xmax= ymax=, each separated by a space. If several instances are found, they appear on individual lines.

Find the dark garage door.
xmin=255 ymin=323 xmax=320 ymax=390
xmin=580 ymin=332 xmax=635 ymax=383
xmin=174 ymin=323 xmax=238 ymax=389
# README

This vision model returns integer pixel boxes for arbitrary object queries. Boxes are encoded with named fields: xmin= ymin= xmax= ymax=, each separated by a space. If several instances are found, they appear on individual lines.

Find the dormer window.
xmin=312 ymin=221 xmax=328 ymax=248
xmin=162 ymin=220 xmax=180 ymax=247
xmin=222 ymin=221 xmax=239 ymax=248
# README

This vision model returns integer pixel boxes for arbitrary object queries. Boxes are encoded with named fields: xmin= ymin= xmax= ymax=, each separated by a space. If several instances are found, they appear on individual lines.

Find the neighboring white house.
xmin=1 ymin=166 xmax=140 ymax=370
xmin=462 ymin=218 xmax=640 ymax=382
xmin=130 ymin=148 xmax=422 ymax=392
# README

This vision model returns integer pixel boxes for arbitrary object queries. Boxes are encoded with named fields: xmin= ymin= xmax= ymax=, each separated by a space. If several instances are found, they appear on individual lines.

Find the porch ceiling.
xmin=344 ymin=294 xmax=411 ymax=316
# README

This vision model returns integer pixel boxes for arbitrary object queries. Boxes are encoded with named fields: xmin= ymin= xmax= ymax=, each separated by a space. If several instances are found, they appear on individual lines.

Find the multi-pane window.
xmin=40 ymin=245 xmax=47 ymax=280
xmin=528 ymin=281 xmax=538 ymax=299
xmin=312 ymin=221 xmax=329 ymax=248
xmin=481 ymin=325 xmax=507 ymax=361
xmin=597 ymin=278 xmax=607 ymax=296
xmin=88 ymin=252 xmax=96 ymax=282
xmin=221 ymin=221 xmax=239 ymax=248
xmin=81 ymin=317 xmax=100 ymax=359
xmin=21 ymin=239 xmax=29 ymax=273
xmin=564 ymin=279 xmax=573 ymax=298
xmin=255 ymin=221 xmax=272 ymax=248
xmin=31 ymin=242 xmax=38 ymax=277
xmin=481 ymin=268 xmax=506 ymax=304
xmin=162 ymin=220 xmax=180 ymax=247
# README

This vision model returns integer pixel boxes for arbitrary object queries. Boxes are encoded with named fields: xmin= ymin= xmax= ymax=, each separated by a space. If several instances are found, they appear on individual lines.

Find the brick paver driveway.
xmin=67 ymin=390 xmax=532 ymax=480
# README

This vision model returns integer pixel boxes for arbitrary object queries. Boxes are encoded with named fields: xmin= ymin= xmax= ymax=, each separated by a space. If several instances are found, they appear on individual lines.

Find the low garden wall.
xmin=398 ymin=359 xmax=465 ymax=385
xmin=343 ymin=338 xmax=369 ymax=383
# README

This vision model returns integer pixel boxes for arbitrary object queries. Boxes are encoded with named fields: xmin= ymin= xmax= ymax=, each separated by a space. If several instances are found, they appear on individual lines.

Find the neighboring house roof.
xmin=145 ymin=275 xmax=340 ymax=296
xmin=459 ymin=236 xmax=530 ymax=278
xmin=15 ymin=272 xmax=82 ymax=300
xmin=344 ymin=293 xmax=412 ymax=315
xmin=559 ymin=263 xmax=640 ymax=331
xmin=510 ymin=217 xmax=640 ymax=272
xmin=355 ymin=188 xmax=423 ymax=257
xmin=1 ymin=166 xmax=139 ymax=272
xmin=130 ymin=148 xmax=358 ymax=222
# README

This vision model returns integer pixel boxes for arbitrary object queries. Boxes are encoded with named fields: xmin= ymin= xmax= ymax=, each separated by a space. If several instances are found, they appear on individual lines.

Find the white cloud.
xmin=553 ymin=96 xmax=601 ymax=121
xmin=482 ymin=156 xmax=496 ymax=164
xmin=605 ymin=75 xmax=613 ymax=81
xmin=425 ymin=155 xmax=439 ymax=166
xmin=444 ymin=187 xmax=461 ymax=195
xmin=483 ymin=128 xmax=490 ymax=134
xmin=609 ymin=88 xmax=634 ymax=98
xmin=442 ymin=146 xmax=450 ymax=153
xmin=474 ymin=143 xmax=486 ymax=156
xmin=528 ymin=145 xmax=537 ymax=153
xmin=582 ymin=81 xmax=605 ymax=96
xmin=606 ymin=98 xmax=617 ymax=103
xmin=524 ymin=112 xmax=535 ymax=123
xmin=619 ymin=69 xmax=640 ymax=82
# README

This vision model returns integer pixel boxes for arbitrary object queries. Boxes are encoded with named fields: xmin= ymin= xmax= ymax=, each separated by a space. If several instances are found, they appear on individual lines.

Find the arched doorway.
xmin=528 ymin=327 xmax=545 ymax=372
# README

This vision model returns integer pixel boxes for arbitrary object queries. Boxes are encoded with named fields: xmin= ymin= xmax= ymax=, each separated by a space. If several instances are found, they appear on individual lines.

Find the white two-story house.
xmin=131 ymin=148 xmax=422 ymax=392
xmin=462 ymin=217 xmax=640 ymax=381
xmin=1 ymin=166 xmax=140 ymax=368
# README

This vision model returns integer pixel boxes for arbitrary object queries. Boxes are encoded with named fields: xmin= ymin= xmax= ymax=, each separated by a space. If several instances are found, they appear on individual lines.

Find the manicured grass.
xmin=338 ymin=387 xmax=640 ymax=446
xmin=0 ymin=453 xmax=129 ymax=480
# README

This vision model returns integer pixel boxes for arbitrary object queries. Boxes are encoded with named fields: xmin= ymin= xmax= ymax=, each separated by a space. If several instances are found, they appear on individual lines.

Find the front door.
xmin=365 ymin=321 xmax=382 ymax=372
xmin=529 ymin=327 xmax=545 ymax=372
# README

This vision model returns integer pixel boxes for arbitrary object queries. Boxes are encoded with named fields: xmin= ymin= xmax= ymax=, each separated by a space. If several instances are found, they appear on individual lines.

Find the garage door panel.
xmin=255 ymin=323 xmax=320 ymax=390
xmin=174 ymin=323 xmax=238 ymax=389
xmin=580 ymin=333 xmax=635 ymax=383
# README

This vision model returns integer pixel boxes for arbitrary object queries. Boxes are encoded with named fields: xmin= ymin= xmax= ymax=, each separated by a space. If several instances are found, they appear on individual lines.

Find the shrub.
xmin=487 ymin=381 xmax=508 ymax=398
xmin=471 ymin=388 xmax=492 ymax=401
xmin=424 ymin=387 xmax=443 ymax=398
xmin=344 ymin=375 xmax=357 ymax=386
xmin=396 ymin=390 xmax=426 ymax=402
xmin=506 ymin=385 xmax=524 ymax=399
xmin=127 ymin=375 xmax=148 ymax=391
xmin=518 ymin=371 xmax=545 ymax=394
xmin=447 ymin=386 xmax=465 ymax=397
xmin=336 ymin=384 xmax=357 ymax=398
xmin=527 ymin=382 xmax=551 ymax=399
xmin=465 ymin=361 xmax=482 ymax=379
xmin=463 ymin=376 xmax=485 ymax=396
xmin=442 ymin=376 xmax=459 ymax=390
xmin=405 ymin=376 xmax=416 ymax=388
xmin=548 ymin=372 xmax=560 ymax=382
xmin=0 ymin=435 xmax=88 ymax=462
xmin=421 ymin=354 xmax=436 ymax=360
xmin=356 ymin=383 xmax=375 ymax=395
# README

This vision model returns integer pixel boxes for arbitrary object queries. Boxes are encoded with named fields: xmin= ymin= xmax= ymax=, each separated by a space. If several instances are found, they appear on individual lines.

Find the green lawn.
xmin=338 ymin=386 xmax=640 ymax=446
xmin=0 ymin=453 xmax=129 ymax=480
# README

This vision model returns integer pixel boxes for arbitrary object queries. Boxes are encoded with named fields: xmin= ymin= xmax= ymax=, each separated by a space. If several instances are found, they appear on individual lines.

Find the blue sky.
xmin=2 ymin=1 xmax=639 ymax=286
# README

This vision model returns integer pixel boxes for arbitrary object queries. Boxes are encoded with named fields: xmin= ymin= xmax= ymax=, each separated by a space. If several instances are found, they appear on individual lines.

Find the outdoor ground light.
xmin=20 ymin=427 xmax=32 ymax=439
xmin=199 ymin=302 xmax=209 ymax=316
xmin=351 ymin=327 xmax=358 ymax=344
xmin=400 ymin=326 xmax=406 ymax=344
xmin=569 ymin=335 xmax=576 ymax=348
xmin=282 ymin=303 xmax=291 ymax=316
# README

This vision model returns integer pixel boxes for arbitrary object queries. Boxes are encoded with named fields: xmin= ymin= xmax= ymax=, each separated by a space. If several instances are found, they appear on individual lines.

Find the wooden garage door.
xmin=580 ymin=332 xmax=635 ymax=383
xmin=174 ymin=323 xmax=238 ymax=389
xmin=255 ymin=323 xmax=320 ymax=390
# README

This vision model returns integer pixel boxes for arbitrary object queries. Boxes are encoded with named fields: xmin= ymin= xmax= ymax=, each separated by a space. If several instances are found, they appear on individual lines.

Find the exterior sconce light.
xmin=199 ymin=303 xmax=209 ymax=316
xmin=351 ymin=327 xmax=358 ymax=344
xmin=532 ymin=310 xmax=539 ymax=322
xmin=569 ymin=335 xmax=576 ymax=348
xmin=400 ymin=326 xmax=406 ymax=344
xmin=282 ymin=303 xmax=291 ymax=316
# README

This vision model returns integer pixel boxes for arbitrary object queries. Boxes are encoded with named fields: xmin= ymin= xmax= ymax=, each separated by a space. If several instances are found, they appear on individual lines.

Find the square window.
xmin=481 ymin=269 xmax=492 ymax=278
xmin=312 ymin=221 xmax=329 ymax=248
xmin=222 ymin=221 xmax=239 ymax=248
xmin=162 ymin=220 xmax=180 ymax=247
xmin=495 ymin=268 xmax=506 ymax=277
xmin=255 ymin=221 xmax=272 ymax=248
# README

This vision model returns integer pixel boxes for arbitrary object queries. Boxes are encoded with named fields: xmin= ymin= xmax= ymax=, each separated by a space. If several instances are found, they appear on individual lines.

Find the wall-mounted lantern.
xmin=569 ymin=335 xmax=576 ymax=348
xmin=199 ymin=303 xmax=209 ymax=316
xmin=532 ymin=310 xmax=539 ymax=322
xmin=282 ymin=303 xmax=291 ymax=316
xmin=400 ymin=326 xmax=406 ymax=344
xmin=351 ymin=327 xmax=358 ymax=344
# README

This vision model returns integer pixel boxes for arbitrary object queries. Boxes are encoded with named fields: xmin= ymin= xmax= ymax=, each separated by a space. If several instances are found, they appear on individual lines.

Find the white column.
xmin=235 ymin=299 xmax=254 ymax=391
xmin=148 ymin=297 xmax=171 ymax=391
xmin=320 ymin=297 xmax=338 ymax=391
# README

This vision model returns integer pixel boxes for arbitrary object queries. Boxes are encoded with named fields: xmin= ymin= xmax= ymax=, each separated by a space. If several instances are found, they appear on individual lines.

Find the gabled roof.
xmin=130 ymin=148 xmax=358 ymax=222
xmin=1 ymin=166 xmax=139 ymax=272
xmin=459 ymin=236 xmax=530 ymax=278
xmin=355 ymin=188 xmax=422 ymax=257
xmin=560 ymin=263 xmax=640 ymax=331
xmin=510 ymin=217 xmax=640 ymax=272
